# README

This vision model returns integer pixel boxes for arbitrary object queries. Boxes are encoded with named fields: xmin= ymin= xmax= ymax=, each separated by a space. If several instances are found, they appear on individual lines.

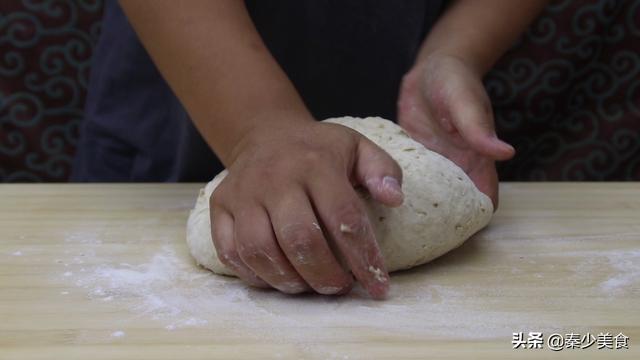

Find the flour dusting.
xmin=53 ymin=229 xmax=640 ymax=359
xmin=599 ymin=250 xmax=640 ymax=293
xmin=64 ymin=244 xmax=523 ymax=343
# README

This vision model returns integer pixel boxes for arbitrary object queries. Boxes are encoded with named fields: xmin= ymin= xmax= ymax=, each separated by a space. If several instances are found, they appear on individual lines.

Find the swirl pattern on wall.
xmin=0 ymin=0 xmax=101 ymax=181
xmin=487 ymin=0 xmax=640 ymax=180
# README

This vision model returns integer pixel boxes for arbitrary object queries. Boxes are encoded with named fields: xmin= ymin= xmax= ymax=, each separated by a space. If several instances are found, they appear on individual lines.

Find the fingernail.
xmin=277 ymin=281 xmax=308 ymax=294
xmin=490 ymin=137 xmax=515 ymax=155
xmin=505 ymin=143 xmax=515 ymax=152
xmin=491 ymin=136 xmax=511 ymax=148
xmin=382 ymin=176 xmax=403 ymax=197
xmin=498 ymin=141 xmax=515 ymax=154
xmin=317 ymin=285 xmax=345 ymax=295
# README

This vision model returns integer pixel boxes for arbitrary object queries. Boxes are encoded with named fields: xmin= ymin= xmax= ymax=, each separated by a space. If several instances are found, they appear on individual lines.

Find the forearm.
xmin=419 ymin=0 xmax=550 ymax=74
xmin=119 ymin=0 xmax=311 ymax=165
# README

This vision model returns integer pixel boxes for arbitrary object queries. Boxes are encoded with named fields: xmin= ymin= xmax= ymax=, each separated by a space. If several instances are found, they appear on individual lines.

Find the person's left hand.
xmin=397 ymin=54 xmax=515 ymax=208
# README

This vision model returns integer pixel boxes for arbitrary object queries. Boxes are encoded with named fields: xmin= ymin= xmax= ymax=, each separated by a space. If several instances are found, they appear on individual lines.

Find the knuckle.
xmin=209 ymin=186 xmax=227 ymax=208
xmin=280 ymin=224 xmax=321 ymax=264
xmin=298 ymin=149 xmax=333 ymax=170
xmin=252 ymin=165 xmax=277 ymax=182
xmin=332 ymin=202 xmax=368 ymax=236
xmin=239 ymin=247 xmax=262 ymax=263
xmin=217 ymin=251 xmax=242 ymax=269
xmin=301 ymin=149 xmax=323 ymax=164
xmin=237 ymin=238 xmax=279 ymax=267
xmin=236 ymin=241 xmax=261 ymax=261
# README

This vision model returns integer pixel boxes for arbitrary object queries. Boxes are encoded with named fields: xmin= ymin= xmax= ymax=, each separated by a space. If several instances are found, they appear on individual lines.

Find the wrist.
xmin=417 ymin=0 xmax=549 ymax=76
xmin=416 ymin=48 xmax=487 ymax=78
xmin=226 ymin=109 xmax=316 ymax=166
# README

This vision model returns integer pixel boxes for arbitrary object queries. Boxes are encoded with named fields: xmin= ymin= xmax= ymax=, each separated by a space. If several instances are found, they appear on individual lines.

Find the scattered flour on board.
xmin=55 ymin=230 xmax=640 ymax=358
xmin=65 ymin=244 xmax=526 ymax=341
xmin=599 ymin=250 xmax=640 ymax=293
xmin=554 ymin=243 xmax=640 ymax=295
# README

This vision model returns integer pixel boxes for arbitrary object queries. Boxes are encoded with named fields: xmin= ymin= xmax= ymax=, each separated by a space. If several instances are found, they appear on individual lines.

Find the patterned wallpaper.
xmin=1 ymin=0 xmax=639 ymax=181
xmin=488 ymin=0 xmax=640 ymax=180
xmin=0 ymin=0 xmax=102 ymax=181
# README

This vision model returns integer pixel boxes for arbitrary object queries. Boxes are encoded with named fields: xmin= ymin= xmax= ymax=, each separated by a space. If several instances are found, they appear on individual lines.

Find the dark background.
xmin=1 ymin=0 xmax=639 ymax=182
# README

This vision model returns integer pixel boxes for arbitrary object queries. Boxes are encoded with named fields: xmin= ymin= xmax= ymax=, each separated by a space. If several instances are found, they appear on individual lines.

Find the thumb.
xmin=354 ymin=137 xmax=404 ymax=207
xmin=447 ymin=94 xmax=515 ymax=161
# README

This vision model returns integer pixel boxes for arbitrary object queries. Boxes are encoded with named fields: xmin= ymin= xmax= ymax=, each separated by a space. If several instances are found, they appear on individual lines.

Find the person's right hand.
xmin=209 ymin=113 xmax=405 ymax=299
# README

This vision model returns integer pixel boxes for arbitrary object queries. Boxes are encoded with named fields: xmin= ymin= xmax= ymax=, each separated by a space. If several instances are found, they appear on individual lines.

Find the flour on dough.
xmin=186 ymin=117 xmax=493 ymax=276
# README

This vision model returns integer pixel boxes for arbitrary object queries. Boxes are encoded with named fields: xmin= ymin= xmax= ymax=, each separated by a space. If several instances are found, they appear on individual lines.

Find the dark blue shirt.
xmin=72 ymin=0 xmax=444 ymax=181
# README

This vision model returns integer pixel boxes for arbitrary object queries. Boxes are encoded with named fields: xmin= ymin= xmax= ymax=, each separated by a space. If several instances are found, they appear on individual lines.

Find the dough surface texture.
xmin=186 ymin=117 xmax=493 ymax=276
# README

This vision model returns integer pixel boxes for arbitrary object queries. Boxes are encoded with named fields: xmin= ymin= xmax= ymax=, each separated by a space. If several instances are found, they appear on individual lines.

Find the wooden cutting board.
xmin=1 ymin=183 xmax=639 ymax=359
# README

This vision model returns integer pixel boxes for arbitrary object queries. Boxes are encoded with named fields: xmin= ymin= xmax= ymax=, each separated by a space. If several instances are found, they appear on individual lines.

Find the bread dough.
xmin=186 ymin=117 xmax=493 ymax=276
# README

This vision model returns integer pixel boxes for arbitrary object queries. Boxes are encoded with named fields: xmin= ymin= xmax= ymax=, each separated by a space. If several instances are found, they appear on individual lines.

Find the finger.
xmin=308 ymin=175 xmax=389 ymax=300
xmin=355 ymin=137 xmax=404 ymax=207
xmin=467 ymin=158 xmax=499 ymax=210
xmin=210 ymin=205 xmax=268 ymax=288
xmin=268 ymin=188 xmax=353 ymax=295
xmin=234 ymin=204 xmax=310 ymax=294
xmin=446 ymin=91 xmax=515 ymax=161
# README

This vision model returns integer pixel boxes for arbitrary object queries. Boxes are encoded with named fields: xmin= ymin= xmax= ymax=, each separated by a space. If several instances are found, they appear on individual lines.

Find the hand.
xmin=209 ymin=113 xmax=404 ymax=299
xmin=397 ymin=54 xmax=515 ymax=207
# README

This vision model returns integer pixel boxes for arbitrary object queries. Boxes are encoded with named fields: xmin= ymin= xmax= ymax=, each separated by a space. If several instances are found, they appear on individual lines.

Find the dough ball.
xmin=186 ymin=117 xmax=493 ymax=275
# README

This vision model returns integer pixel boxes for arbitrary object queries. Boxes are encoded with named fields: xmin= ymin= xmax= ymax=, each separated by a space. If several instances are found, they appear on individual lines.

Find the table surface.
xmin=1 ymin=183 xmax=639 ymax=359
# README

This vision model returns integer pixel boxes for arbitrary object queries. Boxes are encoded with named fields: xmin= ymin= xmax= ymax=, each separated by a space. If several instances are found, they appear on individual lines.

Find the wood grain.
xmin=0 ymin=183 xmax=638 ymax=359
